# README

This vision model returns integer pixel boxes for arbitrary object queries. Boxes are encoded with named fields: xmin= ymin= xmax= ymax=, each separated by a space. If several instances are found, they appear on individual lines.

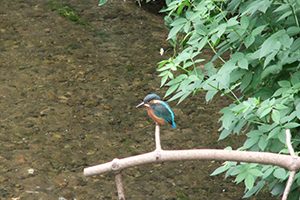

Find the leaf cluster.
xmin=159 ymin=0 xmax=300 ymax=198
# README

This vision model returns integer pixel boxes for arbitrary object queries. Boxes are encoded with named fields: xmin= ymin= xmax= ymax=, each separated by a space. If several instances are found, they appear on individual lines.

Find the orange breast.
xmin=146 ymin=107 xmax=165 ymax=125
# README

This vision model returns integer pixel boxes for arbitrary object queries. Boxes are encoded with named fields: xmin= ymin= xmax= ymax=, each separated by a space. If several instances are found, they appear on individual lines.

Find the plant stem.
xmin=177 ymin=65 xmax=190 ymax=73
xmin=289 ymin=1 xmax=299 ymax=27
xmin=207 ymin=82 xmax=240 ymax=102
xmin=208 ymin=41 xmax=226 ymax=63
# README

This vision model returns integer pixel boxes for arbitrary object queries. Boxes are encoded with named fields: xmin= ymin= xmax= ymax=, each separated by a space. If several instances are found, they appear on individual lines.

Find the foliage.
xmin=158 ymin=0 xmax=300 ymax=198
xmin=49 ymin=0 xmax=86 ymax=25
xmin=98 ymin=0 xmax=154 ymax=6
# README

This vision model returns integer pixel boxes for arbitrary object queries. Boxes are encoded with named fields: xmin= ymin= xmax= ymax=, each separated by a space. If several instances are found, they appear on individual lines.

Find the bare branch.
xmin=155 ymin=123 xmax=161 ymax=150
xmin=84 ymin=128 xmax=300 ymax=199
xmin=282 ymin=171 xmax=296 ymax=200
xmin=286 ymin=129 xmax=295 ymax=156
xmin=115 ymin=172 xmax=126 ymax=200
xmin=84 ymin=149 xmax=300 ymax=176
xmin=282 ymin=129 xmax=297 ymax=200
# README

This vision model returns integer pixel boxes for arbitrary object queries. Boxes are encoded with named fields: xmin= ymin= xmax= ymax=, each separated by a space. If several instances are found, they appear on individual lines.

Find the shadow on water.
xmin=0 ymin=0 xmax=274 ymax=199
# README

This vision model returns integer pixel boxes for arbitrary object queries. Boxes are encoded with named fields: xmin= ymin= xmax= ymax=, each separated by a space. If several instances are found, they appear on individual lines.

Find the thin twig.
xmin=155 ymin=123 xmax=162 ymax=150
xmin=207 ymin=41 xmax=226 ymax=63
xmin=286 ymin=129 xmax=295 ymax=156
xmin=282 ymin=171 xmax=296 ymax=200
xmin=115 ymin=172 xmax=126 ymax=200
xmin=288 ymin=0 xmax=299 ymax=27
xmin=282 ymin=129 xmax=296 ymax=200
xmin=206 ymin=82 xmax=240 ymax=103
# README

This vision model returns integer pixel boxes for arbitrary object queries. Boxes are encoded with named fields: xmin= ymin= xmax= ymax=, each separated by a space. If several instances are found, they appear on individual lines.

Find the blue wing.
xmin=151 ymin=101 xmax=176 ymax=128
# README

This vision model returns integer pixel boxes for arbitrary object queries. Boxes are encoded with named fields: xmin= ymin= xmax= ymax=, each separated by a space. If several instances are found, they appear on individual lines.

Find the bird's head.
xmin=136 ymin=93 xmax=161 ymax=108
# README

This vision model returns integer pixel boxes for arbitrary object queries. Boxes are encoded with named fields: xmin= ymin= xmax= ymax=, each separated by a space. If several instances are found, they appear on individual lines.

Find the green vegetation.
xmin=48 ymin=0 xmax=86 ymax=25
xmin=158 ymin=0 xmax=300 ymax=199
xmin=97 ymin=0 xmax=300 ymax=198
xmin=176 ymin=189 xmax=190 ymax=200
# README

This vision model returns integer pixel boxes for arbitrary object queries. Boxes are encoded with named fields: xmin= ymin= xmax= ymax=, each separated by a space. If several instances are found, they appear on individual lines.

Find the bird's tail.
xmin=171 ymin=121 xmax=176 ymax=129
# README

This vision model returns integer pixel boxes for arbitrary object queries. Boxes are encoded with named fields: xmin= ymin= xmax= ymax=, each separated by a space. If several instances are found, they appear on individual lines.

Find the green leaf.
xmin=168 ymin=91 xmax=185 ymax=102
xmin=245 ymin=174 xmax=255 ymax=190
xmin=296 ymin=103 xmax=300 ymax=119
xmin=263 ymin=52 xmax=277 ymax=68
xmin=261 ymin=64 xmax=282 ymax=79
xmin=243 ymin=135 xmax=259 ymax=149
xmin=247 ymin=130 xmax=262 ymax=137
xmin=219 ymin=129 xmax=231 ymax=140
xmin=160 ymin=75 xmax=169 ymax=87
xmin=168 ymin=24 xmax=184 ymax=40
xmin=259 ymin=37 xmax=281 ymax=58
xmin=235 ymin=172 xmax=247 ymax=183
xmin=291 ymin=71 xmax=300 ymax=86
xmin=205 ymin=90 xmax=218 ymax=102
xmin=277 ymin=129 xmax=286 ymax=144
xmin=252 ymin=25 xmax=267 ymax=36
xmin=278 ymin=80 xmax=291 ymax=88
xmin=166 ymin=74 xmax=187 ymax=86
xmin=197 ymin=36 xmax=208 ymax=51
xmin=249 ymin=168 xmax=263 ymax=177
xmin=183 ymin=21 xmax=191 ymax=33
xmin=263 ymin=167 xmax=274 ymax=179
xmin=227 ymin=17 xmax=239 ymax=27
xmin=238 ymin=57 xmax=248 ymax=69
xmin=221 ymin=107 xmax=236 ymax=130
xmin=284 ymin=122 xmax=300 ymax=129
xmin=244 ymin=34 xmax=255 ymax=48
xmin=241 ymin=15 xmax=249 ymax=29
xmin=291 ymin=38 xmax=300 ymax=51
xmin=242 ymin=0 xmax=272 ymax=16
xmin=217 ymin=24 xmax=227 ymax=38
xmin=273 ymin=4 xmax=289 ymax=13
xmin=240 ymin=72 xmax=252 ymax=91
xmin=271 ymin=109 xmax=280 ymax=124
xmin=98 ymin=0 xmax=107 ymax=6
xmin=267 ymin=126 xmax=281 ymax=139
xmin=259 ymin=107 xmax=272 ymax=118
xmin=287 ymin=26 xmax=300 ymax=36
xmin=211 ymin=164 xmax=229 ymax=176
xmin=277 ymin=10 xmax=292 ymax=22
xmin=273 ymin=168 xmax=287 ymax=180
xmin=170 ymin=18 xmax=187 ymax=26
xmin=271 ymin=183 xmax=285 ymax=196
xmin=178 ymin=90 xmax=192 ymax=104
xmin=258 ymin=135 xmax=268 ymax=150
xmin=243 ymin=180 xmax=265 ymax=198
xmin=165 ymin=83 xmax=179 ymax=97
xmin=280 ymin=111 xmax=297 ymax=123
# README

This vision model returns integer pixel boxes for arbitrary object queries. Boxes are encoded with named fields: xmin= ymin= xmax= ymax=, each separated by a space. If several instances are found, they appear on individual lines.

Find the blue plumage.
xmin=136 ymin=93 xmax=176 ymax=128
xmin=152 ymin=101 xmax=176 ymax=128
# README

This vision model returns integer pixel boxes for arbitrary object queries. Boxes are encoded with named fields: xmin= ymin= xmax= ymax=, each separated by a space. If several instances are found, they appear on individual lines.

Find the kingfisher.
xmin=136 ymin=93 xmax=176 ymax=128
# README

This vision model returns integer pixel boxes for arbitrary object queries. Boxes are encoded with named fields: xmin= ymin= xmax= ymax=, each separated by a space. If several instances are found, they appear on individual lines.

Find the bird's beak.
xmin=136 ymin=102 xmax=145 ymax=108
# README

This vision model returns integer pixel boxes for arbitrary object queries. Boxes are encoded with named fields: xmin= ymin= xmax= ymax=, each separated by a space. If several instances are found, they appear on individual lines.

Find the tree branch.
xmin=83 ymin=128 xmax=300 ymax=200
xmin=115 ymin=172 xmax=126 ymax=200
xmin=155 ymin=123 xmax=161 ymax=150
xmin=84 ymin=149 xmax=300 ymax=176
xmin=282 ymin=129 xmax=297 ymax=200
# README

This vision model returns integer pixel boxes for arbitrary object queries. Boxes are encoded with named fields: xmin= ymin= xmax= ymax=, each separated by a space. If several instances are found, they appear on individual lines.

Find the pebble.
xmin=27 ymin=168 xmax=35 ymax=175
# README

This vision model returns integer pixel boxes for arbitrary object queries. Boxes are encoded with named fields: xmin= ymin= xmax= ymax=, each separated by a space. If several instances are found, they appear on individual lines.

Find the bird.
xmin=136 ymin=93 xmax=176 ymax=128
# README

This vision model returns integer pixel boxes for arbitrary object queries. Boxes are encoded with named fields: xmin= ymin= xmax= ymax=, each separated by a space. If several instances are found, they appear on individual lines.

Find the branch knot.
xmin=155 ymin=150 xmax=162 ymax=161
xmin=290 ymin=156 xmax=299 ymax=171
xmin=112 ymin=158 xmax=121 ymax=172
